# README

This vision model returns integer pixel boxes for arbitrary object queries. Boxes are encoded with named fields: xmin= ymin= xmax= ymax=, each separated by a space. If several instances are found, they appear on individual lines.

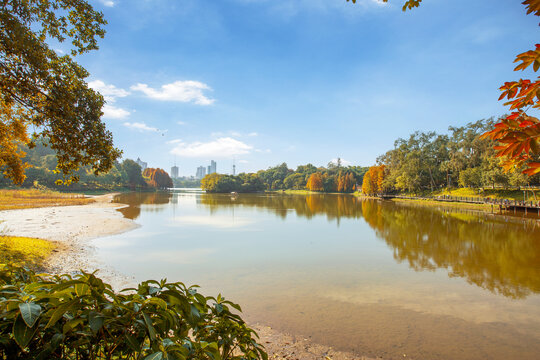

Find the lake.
xmin=93 ymin=190 xmax=540 ymax=360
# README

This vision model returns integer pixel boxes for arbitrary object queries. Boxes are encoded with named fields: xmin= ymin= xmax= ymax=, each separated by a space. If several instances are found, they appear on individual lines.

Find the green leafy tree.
xmin=1 ymin=0 xmax=121 ymax=185
xmin=458 ymin=168 xmax=482 ymax=188
xmin=121 ymin=159 xmax=146 ymax=189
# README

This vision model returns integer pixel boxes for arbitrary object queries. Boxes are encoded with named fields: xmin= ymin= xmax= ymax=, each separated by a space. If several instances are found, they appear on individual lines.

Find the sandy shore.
xmin=0 ymin=193 xmax=376 ymax=360
xmin=0 ymin=193 xmax=139 ymax=287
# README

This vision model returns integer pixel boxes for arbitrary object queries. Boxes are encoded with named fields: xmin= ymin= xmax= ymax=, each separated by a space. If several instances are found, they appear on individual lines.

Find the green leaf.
xmin=214 ymin=303 xmax=223 ymax=314
xmin=144 ymin=352 xmax=163 ymax=360
xmin=63 ymin=317 xmax=85 ymax=334
xmin=147 ymin=297 xmax=168 ymax=310
xmin=74 ymin=283 xmax=90 ymax=296
xmin=89 ymin=311 xmax=104 ymax=333
xmin=13 ymin=315 xmax=37 ymax=349
xmin=142 ymin=312 xmax=157 ymax=341
xmin=18 ymin=302 xmax=41 ymax=328
xmin=45 ymin=298 xmax=79 ymax=329
xmin=125 ymin=333 xmax=141 ymax=351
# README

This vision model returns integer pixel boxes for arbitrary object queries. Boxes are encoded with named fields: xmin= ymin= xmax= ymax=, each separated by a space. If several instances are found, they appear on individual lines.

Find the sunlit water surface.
xmin=92 ymin=190 xmax=540 ymax=360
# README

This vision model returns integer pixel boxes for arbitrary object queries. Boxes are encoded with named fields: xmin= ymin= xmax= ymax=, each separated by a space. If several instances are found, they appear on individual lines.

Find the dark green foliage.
xmin=376 ymin=118 xmax=540 ymax=193
xmin=200 ymin=164 xmax=362 ymax=193
xmin=0 ymin=266 xmax=267 ymax=360
xmin=122 ymin=159 xmax=146 ymax=189
xmin=0 ymin=139 xmax=147 ymax=191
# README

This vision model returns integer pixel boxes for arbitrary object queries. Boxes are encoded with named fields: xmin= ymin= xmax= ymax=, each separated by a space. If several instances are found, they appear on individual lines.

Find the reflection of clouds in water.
xmin=145 ymin=248 xmax=217 ymax=264
xmin=172 ymin=216 xmax=256 ymax=229
xmin=320 ymin=282 xmax=540 ymax=325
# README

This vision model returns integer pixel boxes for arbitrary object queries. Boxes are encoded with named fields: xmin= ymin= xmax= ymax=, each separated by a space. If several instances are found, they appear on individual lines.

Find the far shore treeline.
xmin=201 ymin=118 xmax=540 ymax=194
xmin=201 ymin=162 xmax=366 ymax=193
xmin=0 ymin=139 xmax=172 ymax=191
xmin=3 ymin=118 xmax=540 ymax=194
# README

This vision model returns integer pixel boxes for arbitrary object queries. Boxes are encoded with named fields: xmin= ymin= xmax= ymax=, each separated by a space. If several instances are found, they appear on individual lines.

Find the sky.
xmin=64 ymin=0 xmax=539 ymax=176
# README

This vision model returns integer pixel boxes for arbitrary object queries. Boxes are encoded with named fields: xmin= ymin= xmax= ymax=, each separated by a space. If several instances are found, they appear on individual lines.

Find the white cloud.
xmin=177 ymin=121 xmax=187 ymax=125
xmin=171 ymin=137 xmax=252 ymax=158
xmin=123 ymin=122 xmax=158 ymax=132
xmin=103 ymin=104 xmax=130 ymax=119
xmin=329 ymin=158 xmax=352 ymax=166
xmin=88 ymin=80 xmax=130 ymax=102
xmin=89 ymin=80 xmax=130 ymax=119
xmin=172 ymin=216 xmax=255 ymax=229
xmin=99 ymin=0 xmax=115 ymax=7
xmin=247 ymin=132 xmax=258 ymax=137
xmin=238 ymin=160 xmax=249 ymax=164
xmin=131 ymin=80 xmax=214 ymax=105
xmin=255 ymin=148 xmax=271 ymax=153
xmin=166 ymin=139 xmax=183 ymax=144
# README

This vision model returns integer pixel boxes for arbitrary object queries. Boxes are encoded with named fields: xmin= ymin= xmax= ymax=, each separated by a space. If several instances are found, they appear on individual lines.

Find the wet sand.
xmin=0 ymin=193 xmax=370 ymax=360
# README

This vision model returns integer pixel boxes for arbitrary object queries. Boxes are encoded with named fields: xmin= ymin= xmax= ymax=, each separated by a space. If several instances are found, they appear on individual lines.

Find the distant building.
xmin=208 ymin=160 xmax=217 ymax=174
xmin=171 ymin=165 xmax=179 ymax=179
xmin=136 ymin=157 xmax=147 ymax=171
xmin=196 ymin=166 xmax=206 ymax=179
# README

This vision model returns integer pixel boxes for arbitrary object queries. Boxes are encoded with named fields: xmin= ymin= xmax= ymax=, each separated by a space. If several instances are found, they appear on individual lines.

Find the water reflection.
xmin=108 ymin=191 xmax=540 ymax=359
xmin=204 ymin=194 xmax=540 ymax=298
xmin=360 ymin=200 xmax=540 ymax=299
xmin=114 ymin=192 xmax=172 ymax=219
xmin=116 ymin=191 xmax=540 ymax=299
xmin=199 ymin=193 xmax=364 ymax=222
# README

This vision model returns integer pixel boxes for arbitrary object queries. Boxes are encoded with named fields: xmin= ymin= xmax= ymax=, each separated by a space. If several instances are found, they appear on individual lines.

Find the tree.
xmin=306 ymin=173 xmax=324 ymax=191
xmin=121 ymin=159 xmax=145 ymax=189
xmin=349 ymin=0 xmax=540 ymax=176
xmin=1 ymin=0 xmax=121 ymax=185
xmin=143 ymin=168 xmax=173 ymax=189
xmin=362 ymin=166 xmax=385 ymax=195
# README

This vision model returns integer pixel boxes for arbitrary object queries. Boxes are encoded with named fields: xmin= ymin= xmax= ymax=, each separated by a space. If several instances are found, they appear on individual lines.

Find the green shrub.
xmin=0 ymin=265 xmax=267 ymax=360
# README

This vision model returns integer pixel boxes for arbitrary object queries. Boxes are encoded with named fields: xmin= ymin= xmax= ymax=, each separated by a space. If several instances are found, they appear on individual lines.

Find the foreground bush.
xmin=0 ymin=265 xmax=267 ymax=360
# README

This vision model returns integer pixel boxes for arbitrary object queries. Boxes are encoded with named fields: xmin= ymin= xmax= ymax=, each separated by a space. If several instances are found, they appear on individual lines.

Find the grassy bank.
xmin=391 ymin=197 xmax=494 ymax=211
xmin=0 ymin=236 xmax=56 ymax=268
xmin=0 ymin=189 xmax=94 ymax=210
xmin=434 ymin=187 xmax=539 ymax=201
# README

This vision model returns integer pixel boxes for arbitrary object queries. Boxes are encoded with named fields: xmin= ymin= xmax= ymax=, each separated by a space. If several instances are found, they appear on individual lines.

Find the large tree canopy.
xmin=349 ymin=0 xmax=540 ymax=176
xmin=0 ymin=0 xmax=121 ymax=184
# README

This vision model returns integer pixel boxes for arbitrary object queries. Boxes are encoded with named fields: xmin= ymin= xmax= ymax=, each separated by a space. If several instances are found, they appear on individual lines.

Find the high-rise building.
xmin=209 ymin=160 xmax=216 ymax=174
xmin=136 ymin=157 xmax=147 ymax=171
xmin=171 ymin=165 xmax=179 ymax=179
xmin=196 ymin=166 xmax=206 ymax=179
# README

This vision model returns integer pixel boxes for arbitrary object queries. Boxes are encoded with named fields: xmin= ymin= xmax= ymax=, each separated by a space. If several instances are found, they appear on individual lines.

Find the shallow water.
xmin=94 ymin=190 xmax=540 ymax=360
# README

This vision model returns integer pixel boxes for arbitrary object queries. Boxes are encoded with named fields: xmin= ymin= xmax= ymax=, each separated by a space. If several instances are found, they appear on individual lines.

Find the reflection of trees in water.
xmin=200 ymin=194 xmax=540 ymax=298
xmin=361 ymin=200 xmax=540 ymax=299
xmin=114 ymin=192 xmax=172 ymax=220
xmin=199 ymin=193 xmax=364 ymax=222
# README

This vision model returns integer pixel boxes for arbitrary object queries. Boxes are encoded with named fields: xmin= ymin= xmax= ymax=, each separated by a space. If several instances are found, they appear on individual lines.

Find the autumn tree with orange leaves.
xmin=362 ymin=165 xmax=385 ymax=195
xmin=306 ymin=172 xmax=324 ymax=191
xmin=349 ymin=0 xmax=540 ymax=176
xmin=143 ymin=168 xmax=173 ymax=189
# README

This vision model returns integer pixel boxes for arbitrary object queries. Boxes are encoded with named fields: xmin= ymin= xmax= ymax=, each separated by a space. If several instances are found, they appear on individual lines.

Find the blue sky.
xmin=69 ymin=0 xmax=538 ymax=176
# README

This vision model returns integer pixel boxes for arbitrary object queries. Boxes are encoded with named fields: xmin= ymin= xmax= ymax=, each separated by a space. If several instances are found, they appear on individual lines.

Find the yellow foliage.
xmin=0 ymin=236 xmax=55 ymax=268
xmin=0 ymin=189 xmax=93 ymax=210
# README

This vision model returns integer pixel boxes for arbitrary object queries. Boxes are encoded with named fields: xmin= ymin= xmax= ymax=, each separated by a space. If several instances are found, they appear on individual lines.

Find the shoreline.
xmin=0 ymin=192 xmax=376 ymax=360
xmin=0 ymin=193 xmax=140 ymax=288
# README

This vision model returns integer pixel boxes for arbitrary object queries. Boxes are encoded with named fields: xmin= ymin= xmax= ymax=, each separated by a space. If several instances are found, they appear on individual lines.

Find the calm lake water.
xmin=94 ymin=190 xmax=540 ymax=360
